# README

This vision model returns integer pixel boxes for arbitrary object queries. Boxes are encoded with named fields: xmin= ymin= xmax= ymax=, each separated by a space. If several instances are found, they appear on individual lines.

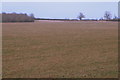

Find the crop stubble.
xmin=2 ymin=21 xmax=118 ymax=78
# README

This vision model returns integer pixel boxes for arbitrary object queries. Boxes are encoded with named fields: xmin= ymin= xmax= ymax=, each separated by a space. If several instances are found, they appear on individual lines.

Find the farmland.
xmin=2 ymin=21 xmax=118 ymax=78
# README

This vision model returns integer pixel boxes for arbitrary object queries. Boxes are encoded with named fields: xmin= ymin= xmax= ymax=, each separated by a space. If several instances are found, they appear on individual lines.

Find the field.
xmin=2 ymin=21 xmax=118 ymax=78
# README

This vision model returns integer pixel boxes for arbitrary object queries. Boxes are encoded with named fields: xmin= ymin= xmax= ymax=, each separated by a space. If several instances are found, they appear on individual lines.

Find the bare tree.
xmin=30 ymin=13 xmax=35 ymax=19
xmin=77 ymin=12 xmax=85 ymax=20
xmin=113 ymin=15 xmax=117 ymax=19
xmin=104 ymin=11 xmax=112 ymax=20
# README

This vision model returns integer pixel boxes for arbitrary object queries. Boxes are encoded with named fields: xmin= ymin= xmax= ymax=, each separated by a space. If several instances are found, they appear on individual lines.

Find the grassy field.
xmin=2 ymin=21 xmax=118 ymax=78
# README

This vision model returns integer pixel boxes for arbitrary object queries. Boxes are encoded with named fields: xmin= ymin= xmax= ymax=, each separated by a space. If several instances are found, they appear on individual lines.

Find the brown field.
xmin=2 ymin=21 xmax=118 ymax=78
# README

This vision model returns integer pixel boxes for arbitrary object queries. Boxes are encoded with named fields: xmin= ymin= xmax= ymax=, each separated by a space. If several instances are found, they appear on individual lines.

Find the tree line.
xmin=1 ymin=11 xmax=119 ymax=22
xmin=77 ymin=11 xmax=119 ymax=21
xmin=2 ymin=12 xmax=34 ymax=22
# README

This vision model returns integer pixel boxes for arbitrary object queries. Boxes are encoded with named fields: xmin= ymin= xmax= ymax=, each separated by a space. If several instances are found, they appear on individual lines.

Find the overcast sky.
xmin=2 ymin=2 xmax=118 ymax=19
